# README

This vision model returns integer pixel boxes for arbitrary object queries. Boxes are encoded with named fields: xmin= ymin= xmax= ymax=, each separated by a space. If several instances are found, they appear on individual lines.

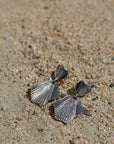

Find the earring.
xmin=31 ymin=65 xmax=68 ymax=106
xmin=53 ymin=81 xmax=91 ymax=123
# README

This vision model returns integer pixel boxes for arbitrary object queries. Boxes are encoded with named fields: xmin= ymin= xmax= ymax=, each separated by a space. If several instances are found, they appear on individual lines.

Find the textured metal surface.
xmin=31 ymin=80 xmax=59 ymax=106
xmin=54 ymin=65 xmax=68 ymax=81
xmin=76 ymin=81 xmax=91 ymax=97
xmin=54 ymin=96 xmax=82 ymax=123
xmin=50 ymin=82 xmax=59 ymax=99
xmin=75 ymin=98 xmax=82 ymax=115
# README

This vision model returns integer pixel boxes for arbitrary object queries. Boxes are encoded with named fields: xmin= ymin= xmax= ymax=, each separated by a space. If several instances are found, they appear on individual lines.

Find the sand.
xmin=0 ymin=0 xmax=114 ymax=143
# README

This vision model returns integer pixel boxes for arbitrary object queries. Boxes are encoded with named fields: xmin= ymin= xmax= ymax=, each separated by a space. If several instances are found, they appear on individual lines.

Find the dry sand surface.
xmin=0 ymin=0 xmax=114 ymax=144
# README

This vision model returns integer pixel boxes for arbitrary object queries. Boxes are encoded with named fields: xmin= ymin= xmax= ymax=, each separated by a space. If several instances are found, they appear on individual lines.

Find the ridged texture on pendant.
xmin=31 ymin=80 xmax=59 ymax=106
xmin=53 ymin=96 xmax=82 ymax=123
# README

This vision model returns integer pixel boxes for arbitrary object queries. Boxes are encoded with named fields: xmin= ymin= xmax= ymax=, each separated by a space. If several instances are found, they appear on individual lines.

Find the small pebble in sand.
xmin=108 ymin=102 xmax=112 ymax=105
xmin=28 ymin=45 xmax=32 ymax=48
xmin=109 ymin=83 xmax=114 ymax=88
xmin=83 ymin=108 xmax=91 ymax=116
xmin=1 ymin=106 xmax=7 ymax=111
xmin=92 ymin=96 xmax=98 ymax=101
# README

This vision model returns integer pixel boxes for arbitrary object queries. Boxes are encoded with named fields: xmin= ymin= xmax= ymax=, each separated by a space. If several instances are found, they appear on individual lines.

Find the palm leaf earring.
xmin=31 ymin=65 xmax=68 ymax=106
xmin=53 ymin=81 xmax=91 ymax=123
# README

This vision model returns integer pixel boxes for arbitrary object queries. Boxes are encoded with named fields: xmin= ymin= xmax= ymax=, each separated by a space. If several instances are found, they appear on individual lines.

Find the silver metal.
xmin=30 ymin=65 xmax=67 ymax=106
xmin=76 ymin=81 xmax=91 ymax=97
xmin=54 ymin=65 xmax=68 ymax=81
xmin=54 ymin=95 xmax=82 ymax=123
xmin=31 ymin=80 xmax=59 ymax=106
xmin=53 ymin=81 xmax=91 ymax=123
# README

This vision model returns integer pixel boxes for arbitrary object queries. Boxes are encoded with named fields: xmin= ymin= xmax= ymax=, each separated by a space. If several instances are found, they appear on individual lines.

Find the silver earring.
xmin=53 ymin=81 xmax=91 ymax=123
xmin=31 ymin=65 xmax=68 ymax=106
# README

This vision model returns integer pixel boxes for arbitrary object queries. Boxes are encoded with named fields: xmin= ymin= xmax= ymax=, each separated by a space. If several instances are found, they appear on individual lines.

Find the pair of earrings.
xmin=31 ymin=65 xmax=91 ymax=123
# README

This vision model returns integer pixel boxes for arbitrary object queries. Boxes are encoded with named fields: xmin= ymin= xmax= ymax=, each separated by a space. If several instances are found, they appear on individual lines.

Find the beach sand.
xmin=0 ymin=0 xmax=113 ymax=143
